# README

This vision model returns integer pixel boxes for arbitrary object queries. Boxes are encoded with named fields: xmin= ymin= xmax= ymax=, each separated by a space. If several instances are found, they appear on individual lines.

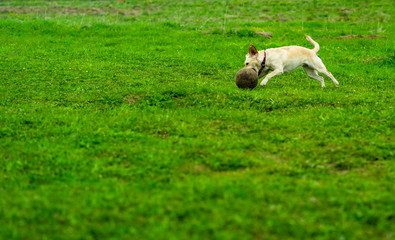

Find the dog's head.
xmin=245 ymin=44 xmax=260 ymax=73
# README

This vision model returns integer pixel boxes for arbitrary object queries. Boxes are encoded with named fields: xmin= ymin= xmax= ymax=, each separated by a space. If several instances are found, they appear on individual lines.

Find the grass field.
xmin=0 ymin=0 xmax=394 ymax=239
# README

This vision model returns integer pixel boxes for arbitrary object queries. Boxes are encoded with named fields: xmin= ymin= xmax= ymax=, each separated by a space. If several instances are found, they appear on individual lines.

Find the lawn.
xmin=0 ymin=0 xmax=394 ymax=239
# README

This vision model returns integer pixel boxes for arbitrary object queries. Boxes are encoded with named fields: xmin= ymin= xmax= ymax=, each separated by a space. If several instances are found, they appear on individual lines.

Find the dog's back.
xmin=265 ymin=46 xmax=317 ymax=73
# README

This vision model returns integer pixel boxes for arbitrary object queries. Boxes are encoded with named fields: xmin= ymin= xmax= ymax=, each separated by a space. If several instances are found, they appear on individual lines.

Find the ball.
xmin=235 ymin=68 xmax=258 ymax=89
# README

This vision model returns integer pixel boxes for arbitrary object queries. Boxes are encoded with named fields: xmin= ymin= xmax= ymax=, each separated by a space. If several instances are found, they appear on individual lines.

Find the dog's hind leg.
xmin=311 ymin=57 xmax=339 ymax=87
xmin=317 ymin=68 xmax=339 ymax=87
xmin=303 ymin=66 xmax=325 ymax=88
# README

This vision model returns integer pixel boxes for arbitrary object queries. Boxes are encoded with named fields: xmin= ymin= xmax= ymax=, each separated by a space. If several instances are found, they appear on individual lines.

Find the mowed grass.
xmin=0 ymin=0 xmax=394 ymax=239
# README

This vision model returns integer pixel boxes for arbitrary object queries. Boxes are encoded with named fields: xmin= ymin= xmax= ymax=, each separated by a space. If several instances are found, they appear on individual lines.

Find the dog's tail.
xmin=305 ymin=35 xmax=319 ymax=53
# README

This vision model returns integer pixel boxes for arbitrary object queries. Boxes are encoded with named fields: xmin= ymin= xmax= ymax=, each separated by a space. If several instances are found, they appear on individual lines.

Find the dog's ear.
xmin=248 ymin=44 xmax=259 ymax=56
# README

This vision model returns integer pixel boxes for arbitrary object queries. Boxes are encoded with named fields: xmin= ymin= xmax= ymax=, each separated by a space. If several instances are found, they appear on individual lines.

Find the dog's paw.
xmin=260 ymin=81 xmax=267 ymax=86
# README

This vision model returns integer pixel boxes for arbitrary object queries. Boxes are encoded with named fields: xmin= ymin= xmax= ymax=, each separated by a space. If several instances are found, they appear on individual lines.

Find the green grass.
xmin=0 ymin=0 xmax=394 ymax=239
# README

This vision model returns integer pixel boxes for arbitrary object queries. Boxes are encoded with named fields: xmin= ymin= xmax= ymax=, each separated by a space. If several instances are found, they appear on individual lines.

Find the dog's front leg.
xmin=260 ymin=69 xmax=283 ymax=86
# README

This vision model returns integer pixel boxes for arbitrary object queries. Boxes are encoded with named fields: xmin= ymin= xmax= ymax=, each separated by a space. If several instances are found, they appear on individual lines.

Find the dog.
xmin=245 ymin=35 xmax=339 ymax=88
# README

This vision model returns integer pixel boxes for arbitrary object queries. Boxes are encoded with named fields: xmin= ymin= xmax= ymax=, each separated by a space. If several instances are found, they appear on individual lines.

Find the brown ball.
xmin=235 ymin=68 xmax=258 ymax=89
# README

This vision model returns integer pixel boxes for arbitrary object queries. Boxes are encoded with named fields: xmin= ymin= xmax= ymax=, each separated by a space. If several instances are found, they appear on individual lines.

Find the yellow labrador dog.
xmin=245 ymin=35 xmax=339 ymax=88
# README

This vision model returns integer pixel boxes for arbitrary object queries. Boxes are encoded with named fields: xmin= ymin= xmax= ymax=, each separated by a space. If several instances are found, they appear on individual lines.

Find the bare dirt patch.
xmin=317 ymin=34 xmax=387 ymax=41
xmin=124 ymin=95 xmax=140 ymax=104
xmin=255 ymin=30 xmax=272 ymax=39
xmin=363 ymin=57 xmax=384 ymax=63
xmin=179 ymin=163 xmax=211 ymax=174
xmin=336 ymin=34 xmax=387 ymax=39
xmin=0 ymin=6 xmax=143 ymax=16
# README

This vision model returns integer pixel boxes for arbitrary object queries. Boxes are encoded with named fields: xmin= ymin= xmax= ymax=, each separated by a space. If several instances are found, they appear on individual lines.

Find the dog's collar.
xmin=258 ymin=51 xmax=266 ymax=76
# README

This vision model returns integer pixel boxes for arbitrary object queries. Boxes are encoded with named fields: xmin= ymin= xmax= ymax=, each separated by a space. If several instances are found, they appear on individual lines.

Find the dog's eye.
xmin=246 ymin=63 xmax=249 ymax=66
